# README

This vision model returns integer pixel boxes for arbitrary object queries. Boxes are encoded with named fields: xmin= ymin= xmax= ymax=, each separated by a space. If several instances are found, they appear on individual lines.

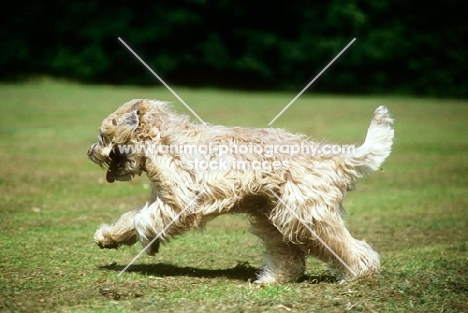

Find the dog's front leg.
xmin=94 ymin=204 xmax=144 ymax=249
xmin=133 ymin=194 xmax=198 ymax=256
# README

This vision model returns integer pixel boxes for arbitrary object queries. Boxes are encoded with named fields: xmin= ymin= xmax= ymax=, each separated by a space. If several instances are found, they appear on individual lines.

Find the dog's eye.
xmin=99 ymin=133 xmax=110 ymax=144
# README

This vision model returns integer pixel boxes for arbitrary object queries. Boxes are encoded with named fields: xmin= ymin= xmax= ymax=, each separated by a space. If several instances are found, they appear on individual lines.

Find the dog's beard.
xmin=105 ymin=161 xmax=133 ymax=183
xmin=105 ymin=150 xmax=133 ymax=183
xmin=106 ymin=157 xmax=119 ymax=183
xmin=88 ymin=141 xmax=140 ymax=183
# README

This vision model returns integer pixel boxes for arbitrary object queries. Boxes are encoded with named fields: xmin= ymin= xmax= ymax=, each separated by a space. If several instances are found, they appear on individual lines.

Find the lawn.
xmin=0 ymin=80 xmax=467 ymax=312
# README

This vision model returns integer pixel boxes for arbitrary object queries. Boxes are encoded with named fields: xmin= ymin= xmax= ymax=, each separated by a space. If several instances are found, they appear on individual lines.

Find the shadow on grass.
xmin=98 ymin=261 xmax=337 ymax=284
xmin=99 ymin=261 xmax=257 ymax=281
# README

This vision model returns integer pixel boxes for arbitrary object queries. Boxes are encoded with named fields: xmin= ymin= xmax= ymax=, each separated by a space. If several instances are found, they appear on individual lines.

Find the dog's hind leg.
xmin=250 ymin=214 xmax=306 ymax=284
xmin=94 ymin=205 xmax=143 ymax=249
xmin=292 ymin=213 xmax=380 ymax=279
xmin=271 ymin=180 xmax=380 ymax=279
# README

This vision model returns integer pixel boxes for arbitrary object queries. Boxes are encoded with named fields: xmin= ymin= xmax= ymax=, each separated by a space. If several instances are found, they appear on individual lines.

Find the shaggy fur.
xmin=87 ymin=99 xmax=394 ymax=283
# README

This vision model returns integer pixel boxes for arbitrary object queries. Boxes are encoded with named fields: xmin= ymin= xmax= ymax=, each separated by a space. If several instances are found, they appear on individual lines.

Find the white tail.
xmin=347 ymin=106 xmax=394 ymax=177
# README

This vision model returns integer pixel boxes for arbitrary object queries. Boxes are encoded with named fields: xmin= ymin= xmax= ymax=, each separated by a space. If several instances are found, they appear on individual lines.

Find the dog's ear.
xmin=115 ymin=110 xmax=139 ymax=131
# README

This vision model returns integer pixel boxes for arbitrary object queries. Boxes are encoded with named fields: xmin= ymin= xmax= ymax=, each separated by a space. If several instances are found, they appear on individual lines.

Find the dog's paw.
xmin=94 ymin=226 xmax=119 ymax=249
xmin=254 ymin=272 xmax=278 ymax=285
xmin=143 ymin=239 xmax=160 ymax=256
xmin=96 ymin=240 xmax=119 ymax=249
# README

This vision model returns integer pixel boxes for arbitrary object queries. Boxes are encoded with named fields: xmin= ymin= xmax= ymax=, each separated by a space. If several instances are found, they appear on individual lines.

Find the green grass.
xmin=1 ymin=80 xmax=467 ymax=312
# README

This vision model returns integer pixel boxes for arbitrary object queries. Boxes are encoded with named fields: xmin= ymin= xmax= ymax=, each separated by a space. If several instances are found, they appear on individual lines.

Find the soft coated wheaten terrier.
xmin=88 ymin=99 xmax=393 ymax=284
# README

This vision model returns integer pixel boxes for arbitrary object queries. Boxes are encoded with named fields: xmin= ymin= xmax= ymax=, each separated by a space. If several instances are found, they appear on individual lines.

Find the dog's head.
xmin=87 ymin=99 xmax=171 ymax=183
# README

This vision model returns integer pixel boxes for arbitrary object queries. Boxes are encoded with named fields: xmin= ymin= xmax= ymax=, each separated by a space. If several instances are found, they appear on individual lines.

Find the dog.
xmin=87 ymin=99 xmax=393 ymax=284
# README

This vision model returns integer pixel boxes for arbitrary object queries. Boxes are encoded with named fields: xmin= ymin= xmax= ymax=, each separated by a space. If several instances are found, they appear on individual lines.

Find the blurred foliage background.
xmin=2 ymin=0 xmax=467 ymax=97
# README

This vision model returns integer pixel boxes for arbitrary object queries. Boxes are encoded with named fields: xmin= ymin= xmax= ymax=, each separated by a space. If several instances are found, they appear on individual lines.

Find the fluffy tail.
xmin=347 ymin=106 xmax=394 ymax=177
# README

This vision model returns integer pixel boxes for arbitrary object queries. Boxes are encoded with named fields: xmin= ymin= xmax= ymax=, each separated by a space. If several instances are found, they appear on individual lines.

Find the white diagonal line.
xmin=118 ymin=37 xmax=206 ymax=125
xmin=269 ymin=189 xmax=357 ymax=277
xmin=268 ymin=38 xmax=356 ymax=125
xmin=118 ymin=190 xmax=204 ymax=276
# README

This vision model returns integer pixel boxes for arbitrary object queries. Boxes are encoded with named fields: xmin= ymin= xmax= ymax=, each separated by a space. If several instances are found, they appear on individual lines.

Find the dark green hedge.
xmin=2 ymin=0 xmax=467 ymax=97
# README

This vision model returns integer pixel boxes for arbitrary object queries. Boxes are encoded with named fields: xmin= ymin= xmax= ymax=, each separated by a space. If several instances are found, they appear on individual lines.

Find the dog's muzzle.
xmin=105 ymin=150 xmax=125 ymax=183
xmin=87 ymin=143 xmax=122 ymax=183
xmin=87 ymin=143 xmax=104 ymax=165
